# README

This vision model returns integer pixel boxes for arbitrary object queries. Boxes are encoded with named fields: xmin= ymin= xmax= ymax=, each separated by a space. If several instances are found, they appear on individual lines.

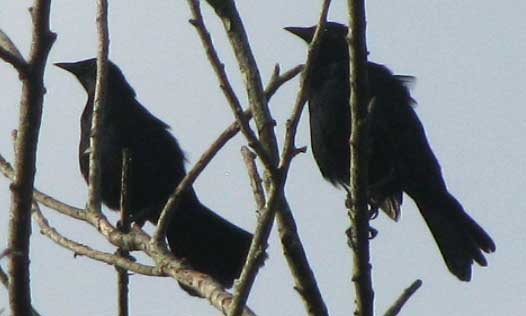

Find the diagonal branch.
xmin=204 ymin=0 xmax=279 ymax=165
xmin=0 ymin=152 xmax=86 ymax=220
xmin=32 ymin=202 xmax=163 ymax=277
xmin=240 ymin=147 xmax=266 ymax=209
xmin=384 ymin=279 xmax=422 ymax=316
xmin=228 ymin=147 xmax=267 ymax=316
xmin=0 ymin=28 xmax=29 ymax=75
xmin=186 ymin=0 xmax=273 ymax=169
xmin=154 ymin=0 xmax=288 ymax=244
xmin=279 ymin=0 xmax=331 ymax=172
xmin=153 ymin=64 xmax=302 ymax=244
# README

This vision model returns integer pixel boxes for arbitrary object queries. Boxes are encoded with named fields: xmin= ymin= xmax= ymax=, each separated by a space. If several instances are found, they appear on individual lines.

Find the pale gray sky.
xmin=1 ymin=1 xmax=525 ymax=315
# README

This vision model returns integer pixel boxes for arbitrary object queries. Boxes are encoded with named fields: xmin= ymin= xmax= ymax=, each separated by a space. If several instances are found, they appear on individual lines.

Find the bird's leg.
xmin=126 ymin=208 xmax=151 ymax=227
xmin=368 ymin=204 xmax=379 ymax=220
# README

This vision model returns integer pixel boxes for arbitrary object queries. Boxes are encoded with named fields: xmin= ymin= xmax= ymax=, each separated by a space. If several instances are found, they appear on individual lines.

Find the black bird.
xmin=285 ymin=22 xmax=495 ymax=281
xmin=55 ymin=58 xmax=252 ymax=294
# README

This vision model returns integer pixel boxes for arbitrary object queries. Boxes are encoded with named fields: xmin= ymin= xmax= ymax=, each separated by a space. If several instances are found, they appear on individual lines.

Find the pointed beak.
xmin=54 ymin=62 xmax=77 ymax=73
xmin=284 ymin=26 xmax=315 ymax=43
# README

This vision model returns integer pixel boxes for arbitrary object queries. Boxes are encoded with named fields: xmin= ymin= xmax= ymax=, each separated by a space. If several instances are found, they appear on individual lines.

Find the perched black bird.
xmin=55 ymin=58 xmax=252 ymax=294
xmin=286 ymin=22 xmax=495 ymax=281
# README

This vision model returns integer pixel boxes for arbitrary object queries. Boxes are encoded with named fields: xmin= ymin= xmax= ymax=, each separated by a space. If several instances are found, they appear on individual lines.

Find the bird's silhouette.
xmin=56 ymin=58 xmax=252 ymax=294
xmin=286 ymin=22 xmax=495 ymax=281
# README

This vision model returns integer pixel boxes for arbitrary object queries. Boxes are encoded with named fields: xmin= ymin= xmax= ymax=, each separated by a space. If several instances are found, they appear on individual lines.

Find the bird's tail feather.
xmin=379 ymin=195 xmax=402 ymax=221
xmin=166 ymin=202 xmax=252 ymax=295
xmin=415 ymin=191 xmax=495 ymax=281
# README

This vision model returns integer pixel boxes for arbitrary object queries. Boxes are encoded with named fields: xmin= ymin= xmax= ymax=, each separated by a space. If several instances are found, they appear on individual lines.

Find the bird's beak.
xmin=284 ymin=26 xmax=315 ymax=43
xmin=54 ymin=62 xmax=77 ymax=74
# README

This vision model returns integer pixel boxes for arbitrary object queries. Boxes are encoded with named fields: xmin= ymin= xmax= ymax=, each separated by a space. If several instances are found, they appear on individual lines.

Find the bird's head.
xmin=55 ymin=58 xmax=135 ymax=97
xmin=285 ymin=22 xmax=349 ymax=63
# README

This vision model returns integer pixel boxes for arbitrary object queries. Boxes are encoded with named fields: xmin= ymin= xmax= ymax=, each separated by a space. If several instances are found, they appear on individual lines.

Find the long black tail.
xmin=166 ymin=200 xmax=252 ymax=295
xmin=414 ymin=190 xmax=495 ymax=281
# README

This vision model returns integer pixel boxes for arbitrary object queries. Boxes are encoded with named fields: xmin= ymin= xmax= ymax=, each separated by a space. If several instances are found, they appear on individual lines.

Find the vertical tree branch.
xmin=8 ymin=1 xmax=55 ymax=316
xmin=347 ymin=0 xmax=374 ymax=316
xmin=87 ymin=0 xmax=110 ymax=214
xmin=117 ymin=150 xmax=131 ymax=316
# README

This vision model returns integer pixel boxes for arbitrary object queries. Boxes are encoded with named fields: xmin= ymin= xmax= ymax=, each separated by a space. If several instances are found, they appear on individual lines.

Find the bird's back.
xmin=79 ymin=91 xmax=189 ymax=222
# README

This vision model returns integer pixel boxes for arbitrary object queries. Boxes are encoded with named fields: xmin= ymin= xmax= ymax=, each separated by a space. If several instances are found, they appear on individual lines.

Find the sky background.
xmin=1 ymin=1 xmax=525 ymax=315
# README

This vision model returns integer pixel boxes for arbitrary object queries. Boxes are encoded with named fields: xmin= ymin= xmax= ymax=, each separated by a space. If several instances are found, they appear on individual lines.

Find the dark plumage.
xmin=55 ymin=58 xmax=252 ymax=294
xmin=286 ymin=22 xmax=495 ymax=281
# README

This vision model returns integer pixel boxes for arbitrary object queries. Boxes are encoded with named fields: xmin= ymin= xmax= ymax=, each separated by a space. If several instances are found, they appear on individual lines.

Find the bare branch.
xmin=347 ymin=0 xmax=374 ymax=315
xmin=0 ymin=29 xmax=29 ymax=75
xmin=186 ymin=0 xmax=273 ymax=169
xmin=240 ymin=147 xmax=266 ymax=210
xmin=117 ymin=150 xmax=132 ymax=316
xmin=2 ymin=154 xmax=256 ymax=314
xmin=154 ymin=0 xmax=277 ymax=244
xmin=202 ymin=0 xmax=329 ymax=314
xmin=204 ymin=0 xmax=278 ymax=166
xmin=228 ymin=147 xmax=267 ymax=316
xmin=0 ymin=152 xmax=86 ymax=220
xmin=8 ymin=1 xmax=55 ymax=315
xmin=279 ymin=0 xmax=331 ymax=172
xmin=86 ymin=0 xmax=110 ymax=214
xmin=32 ymin=202 xmax=163 ymax=277
xmin=384 ymin=279 xmax=423 ymax=316
xmin=273 ymin=2 xmax=332 ymax=315
xmin=154 ymin=64 xmax=303 ymax=243
xmin=264 ymin=64 xmax=304 ymax=101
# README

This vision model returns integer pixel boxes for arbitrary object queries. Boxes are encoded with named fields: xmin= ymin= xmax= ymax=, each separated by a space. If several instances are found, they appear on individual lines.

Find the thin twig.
xmin=187 ymin=0 xmax=273 ymax=169
xmin=0 ymin=29 xmax=23 ymax=58
xmin=280 ymin=0 xmax=331 ymax=170
xmin=8 ymin=1 xmax=55 ymax=315
xmin=384 ymin=279 xmax=423 ymax=316
xmin=117 ymin=149 xmax=132 ymax=316
xmin=347 ymin=0 xmax=374 ymax=315
xmin=279 ymin=0 xmax=331 ymax=172
xmin=0 ymin=152 xmax=86 ymax=220
xmin=273 ymin=2 xmax=332 ymax=315
xmin=228 ymin=147 xmax=267 ymax=316
xmin=240 ymin=147 xmax=266 ymax=210
xmin=86 ymin=0 xmax=110 ymax=214
xmin=32 ymin=202 xmax=162 ymax=276
xmin=204 ymin=0 xmax=279 ymax=166
xmin=264 ymin=64 xmax=304 ymax=101
xmin=154 ymin=0 xmax=277 ymax=244
xmin=0 ymin=29 xmax=29 ymax=76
